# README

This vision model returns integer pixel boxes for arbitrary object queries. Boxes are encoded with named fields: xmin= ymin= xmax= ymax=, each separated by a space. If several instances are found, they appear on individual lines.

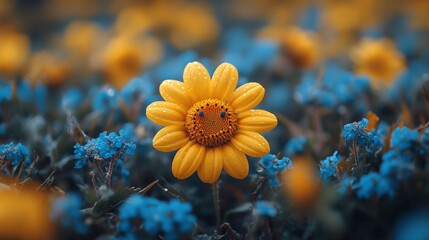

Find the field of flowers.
xmin=1 ymin=0 xmax=429 ymax=239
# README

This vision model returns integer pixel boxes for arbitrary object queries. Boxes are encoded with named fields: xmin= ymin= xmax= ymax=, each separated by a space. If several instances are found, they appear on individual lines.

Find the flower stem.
xmin=212 ymin=181 xmax=221 ymax=228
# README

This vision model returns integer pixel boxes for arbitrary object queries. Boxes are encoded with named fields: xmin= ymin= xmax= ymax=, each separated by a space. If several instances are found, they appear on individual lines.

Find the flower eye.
xmin=220 ymin=111 xmax=226 ymax=118
xmin=199 ymin=111 xmax=204 ymax=117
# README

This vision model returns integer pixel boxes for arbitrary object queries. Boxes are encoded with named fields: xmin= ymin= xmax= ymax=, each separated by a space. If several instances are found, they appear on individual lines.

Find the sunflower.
xmin=146 ymin=61 xmax=277 ymax=183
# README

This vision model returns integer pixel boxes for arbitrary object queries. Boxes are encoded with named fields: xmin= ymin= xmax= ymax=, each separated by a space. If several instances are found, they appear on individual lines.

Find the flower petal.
xmin=230 ymin=131 xmax=270 ymax=157
xmin=222 ymin=144 xmax=249 ymax=179
xmin=146 ymin=101 xmax=186 ymax=126
xmin=159 ymin=80 xmax=193 ymax=108
xmin=197 ymin=148 xmax=223 ymax=183
xmin=238 ymin=109 xmax=277 ymax=133
xmin=152 ymin=125 xmax=189 ymax=152
xmin=229 ymin=82 xmax=265 ymax=113
xmin=172 ymin=141 xmax=205 ymax=179
xmin=210 ymin=62 xmax=238 ymax=101
xmin=183 ymin=61 xmax=210 ymax=102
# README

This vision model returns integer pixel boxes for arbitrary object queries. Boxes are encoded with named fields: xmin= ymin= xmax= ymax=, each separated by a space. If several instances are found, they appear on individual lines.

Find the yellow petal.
xmin=197 ymin=148 xmax=223 ymax=183
xmin=159 ymin=80 xmax=193 ymax=108
xmin=230 ymin=131 xmax=270 ymax=157
xmin=183 ymin=61 xmax=210 ymax=102
xmin=229 ymin=82 xmax=265 ymax=113
xmin=146 ymin=101 xmax=186 ymax=126
xmin=172 ymin=141 xmax=205 ymax=179
xmin=209 ymin=62 xmax=238 ymax=101
xmin=222 ymin=144 xmax=249 ymax=179
xmin=152 ymin=125 xmax=189 ymax=152
xmin=238 ymin=109 xmax=277 ymax=133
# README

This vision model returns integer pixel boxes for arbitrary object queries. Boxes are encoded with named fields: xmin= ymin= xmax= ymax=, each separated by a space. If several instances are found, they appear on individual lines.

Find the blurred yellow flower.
xmin=26 ymin=51 xmax=71 ymax=86
xmin=0 ymin=30 xmax=29 ymax=79
xmin=281 ymin=28 xmax=319 ymax=69
xmin=101 ymin=36 xmax=163 ymax=89
xmin=63 ymin=21 xmax=103 ymax=58
xmin=146 ymin=62 xmax=277 ymax=183
xmin=281 ymin=156 xmax=320 ymax=208
xmin=351 ymin=38 xmax=405 ymax=88
xmin=0 ymin=187 xmax=54 ymax=240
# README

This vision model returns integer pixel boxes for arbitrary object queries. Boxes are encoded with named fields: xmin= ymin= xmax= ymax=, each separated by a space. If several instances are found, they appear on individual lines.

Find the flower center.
xmin=185 ymin=99 xmax=238 ymax=148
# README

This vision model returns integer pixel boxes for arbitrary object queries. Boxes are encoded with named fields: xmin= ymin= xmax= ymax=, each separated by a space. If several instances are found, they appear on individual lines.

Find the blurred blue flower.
xmin=390 ymin=127 xmax=419 ymax=151
xmin=380 ymin=150 xmax=414 ymax=180
xmin=61 ymin=87 xmax=83 ymax=112
xmin=17 ymin=80 xmax=33 ymax=102
xmin=51 ymin=193 xmax=87 ymax=234
xmin=320 ymin=151 xmax=342 ymax=182
xmin=0 ymin=80 xmax=12 ymax=101
xmin=259 ymin=154 xmax=292 ymax=187
xmin=0 ymin=142 xmax=31 ymax=167
xmin=118 ymin=195 xmax=196 ymax=240
xmin=120 ymin=76 xmax=155 ymax=110
xmin=254 ymin=201 xmax=277 ymax=218
xmin=337 ymin=176 xmax=355 ymax=196
xmin=393 ymin=211 xmax=429 ymax=240
xmin=354 ymin=172 xmax=395 ymax=199
xmin=284 ymin=136 xmax=307 ymax=156
xmin=34 ymin=84 xmax=47 ymax=114
xmin=92 ymin=87 xmax=119 ymax=113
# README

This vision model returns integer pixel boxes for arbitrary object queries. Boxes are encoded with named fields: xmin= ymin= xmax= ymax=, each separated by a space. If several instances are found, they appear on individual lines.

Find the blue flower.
xmin=51 ymin=193 xmax=87 ymax=234
xmin=0 ymin=80 xmax=12 ymax=101
xmin=390 ymin=127 xmax=419 ymax=151
xmin=320 ymin=151 xmax=342 ymax=182
xmin=120 ymin=76 xmax=155 ymax=110
xmin=342 ymin=118 xmax=369 ymax=146
xmin=92 ymin=87 xmax=119 ymax=113
xmin=118 ymin=195 xmax=196 ymax=239
xmin=0 ymin=142 xmax=31 ymax=167
xmin=259 ymin=154 xmax=292 ymax=187
xmin=354 ymin=172 xmax=395 ymax=199
xmin=380 ymin=150 xmax=414 ymax=181
xmin=61 ymin=87 xmax=83 ymax=112
xmin=254 ymin=201 xmax=277 ymax=218
xmin=284 ymin=136 xmax=307 ymax=156
xmin=393 ymin=211 xmax=429 ymax=240
xmin=17 ymin=80 xmax=33 ymax=102
xmin=337 ymin=176 xmax=355 ymax=196
xmin=73 ymin=130 xmax=136 ymax=169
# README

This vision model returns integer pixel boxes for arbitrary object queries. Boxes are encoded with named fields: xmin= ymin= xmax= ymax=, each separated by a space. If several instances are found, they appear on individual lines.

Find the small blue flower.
xmin=337 ymin=176 xmax=355 ymax=196
xmin=320 ymin=151 xmax=342 ymax=182
xmin=51 ymin=193 xmax=87 ymax=234
xmin=259 ymin=154 xmax=292 ymax=187
xmin=390 ymin=127 xmax=419 ymax=151
xmin=284 ymin=136 xmax=307 ymax=156
xmin=380 ymin=150 xmax=414 ymax=180
xmin=355 ymin=172 xmax=395 ymax=200
xmin=254 ymin=201 xmax=277 ymax=218
xmin=342 ymin=118 xmax=369 ymax=146
xmin=0 ymin=142 xmax=31 ymax=167
xmin=61 ymin=87 xmax=83 ymax=112
xmin=92 ymin=88 xmax=119 ymax=113
xmin=0 ymin=80 xmax=12 ymax=101
xmin=118 ymin=195 xmax=196 ymax=239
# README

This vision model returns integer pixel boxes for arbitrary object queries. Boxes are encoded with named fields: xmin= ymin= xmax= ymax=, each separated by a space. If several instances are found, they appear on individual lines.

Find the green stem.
xmin=212 ymin=181 xmax=221 ymax=228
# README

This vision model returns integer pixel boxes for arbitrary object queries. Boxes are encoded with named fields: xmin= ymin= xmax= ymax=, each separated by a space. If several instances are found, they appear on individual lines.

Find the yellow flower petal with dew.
xmin=172 ymin=141 xmax=205 ymax=179
xmin=209 ymin=62 xmax=238 ymax=101
xmin=230 ymin=82 xmax=265 ymax=113
xmin=146 ymin=101 xmax=186 ymax=126
xmin=222 ymin=144 xmax=249 ymax=179
xmin=159 ymin=80 xmax=193 ymax=108
xmin=197 ymin=148 xmax=223 ymax=183
xmin=238 ymin=109 xmax=278 ymax=133
xmin=231 ymin=131 xmax=270 ymax=157
xmin=183 ymin=61 xmax=210 ymax=102
xmin=152 ymin=125 xmax=189 ymax=152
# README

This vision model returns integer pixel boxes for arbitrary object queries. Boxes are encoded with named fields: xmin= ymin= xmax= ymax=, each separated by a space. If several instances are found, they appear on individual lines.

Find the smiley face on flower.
xmin=146 ymin=62 xmax=277 ymax=183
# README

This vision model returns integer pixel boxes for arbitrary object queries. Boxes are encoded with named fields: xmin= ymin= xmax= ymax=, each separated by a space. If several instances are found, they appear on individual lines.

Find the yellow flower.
xmin=146 ymin=62 xmax=277 ymax=183
xmin=0 ymin=186 xmax=54 ymax=240
xmin=281 ymin=27 xmax=319 ymax=69
xmin=351 ymin=38 xmax=405 ymax=88
xmin=0 ymin=30 xmax=29 ymax=78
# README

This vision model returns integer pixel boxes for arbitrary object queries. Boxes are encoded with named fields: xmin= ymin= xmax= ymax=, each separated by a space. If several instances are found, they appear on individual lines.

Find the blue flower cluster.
xmin=319 ymin=151 xmax=342 ymax=182
xmin=354 ymin=172 xmax=395 ymax=199
xmin=253 ymin=201 xmax=277 ymax=218
xmin=259 ymin=154 xmax=293 ymax=187
xmin=342 ymin=118 xmax=383 ymax=154
xmin=51 ymin=193 xmax=87 ymax=234
xmin=118 ymin=195 xmax=196 ymax=240
xmin=294 ymin=65 xmax=370 ymax=109
xmin=0 ymin=142 xmax=31 ymax=166
xmin=91 ymin=87 xmax=119 ymax=114
xmin=60 ymin=87 xmax=83 ymax=112
xmin=74 ymin=130 xmax=136 ymax=169
xmin=284 ymin=136 xmax=307 ymax=156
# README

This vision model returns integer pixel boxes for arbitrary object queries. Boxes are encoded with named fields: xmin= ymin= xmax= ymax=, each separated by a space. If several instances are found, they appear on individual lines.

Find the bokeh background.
xmin=1 ymin=0 xmax=429 ymax=239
